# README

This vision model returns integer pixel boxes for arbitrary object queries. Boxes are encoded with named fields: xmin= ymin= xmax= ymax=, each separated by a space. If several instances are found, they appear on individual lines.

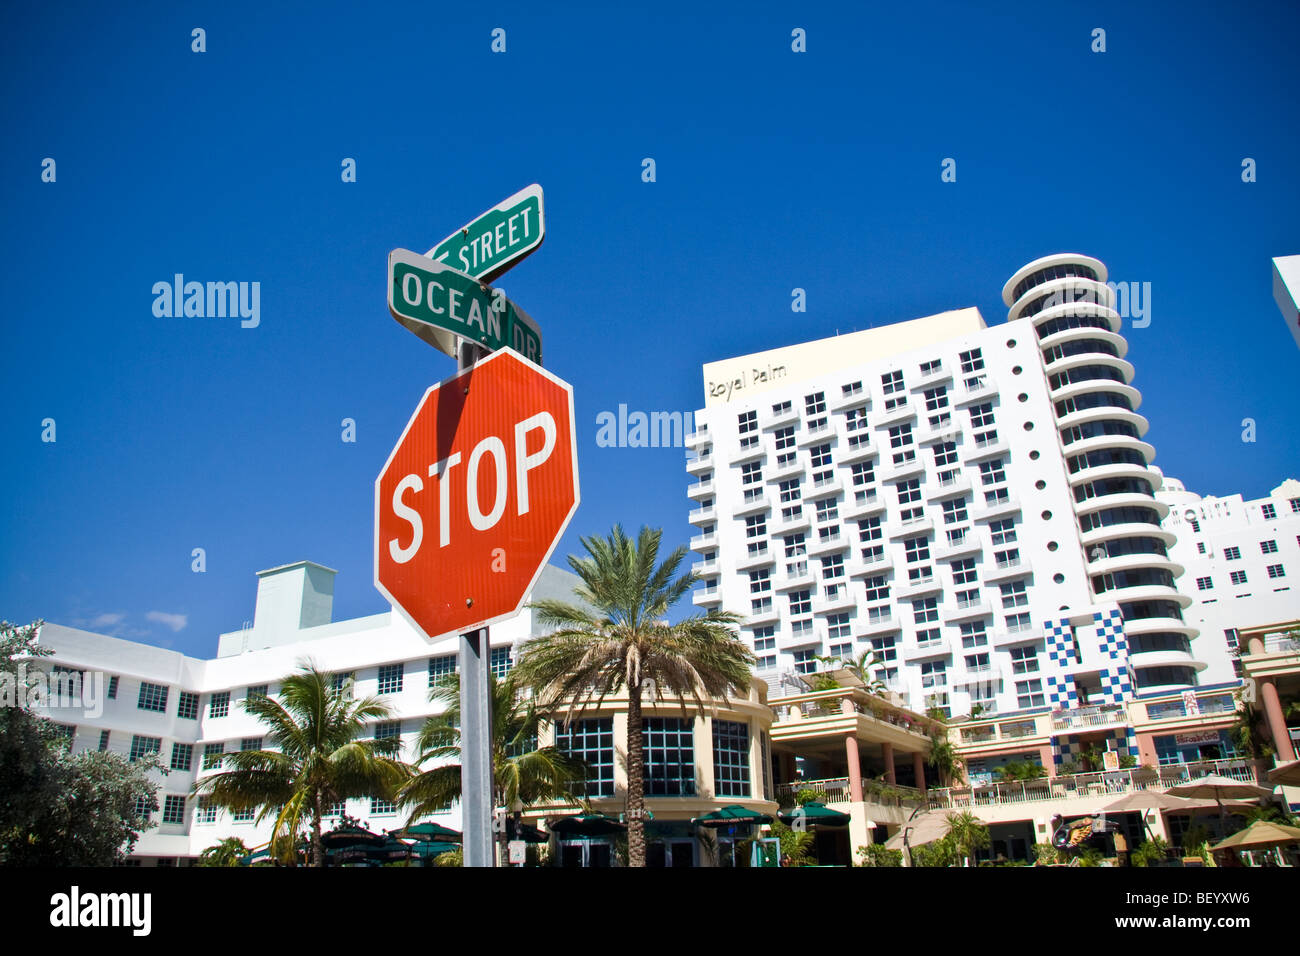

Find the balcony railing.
xmin=774 ymin=777 xmax=928 ymax=810
xmin=926 ymin=758 xmax=1266 ymax=810
xmin=1050 ymin=704 xmax=1127 ymax=731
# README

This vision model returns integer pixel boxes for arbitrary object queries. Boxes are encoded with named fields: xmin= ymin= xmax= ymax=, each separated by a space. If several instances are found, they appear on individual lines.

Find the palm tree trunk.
xmin=626 ymin=684 xmax=646 ymax=867
xmin=311 ymin=791 xmax=324 ymax=868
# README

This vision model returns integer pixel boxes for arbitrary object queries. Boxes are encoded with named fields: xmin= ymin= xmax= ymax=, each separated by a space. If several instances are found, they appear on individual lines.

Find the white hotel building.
xmin=33 ymin=560 xmax=585 ymax=864
xmin=685 ymin=254 xmax=1237 ymax=743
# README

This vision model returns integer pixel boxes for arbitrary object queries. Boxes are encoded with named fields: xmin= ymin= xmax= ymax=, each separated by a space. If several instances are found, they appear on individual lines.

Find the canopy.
xmin=1267 ymin=760 xmax=1300 ymax=787
xmin=884 ymin=809 xmax=981 ymax=850
xmin=692 ymin=805 xmax=774 ymax=827
xmin=1211 ymin=819 xmax=1300 ymax=851
xmin=320 ymin=824 xmax=387 ymax=850
xmin=366 ymin=835 xmax=414 ymax=863
xmin=778 ymin=801 xmax=851 ymax=827
xmin=390 ymin=822 xmax=462 ymax=842
xmin=1102 ymin=791 xmax=1201 ymax=812
xmin=548 ymin=812 xmax=626 ymax=836
xmin=1165 ymin=774 xmax=1273 ymax=802
xmin=409 ymin=840 xmax=460 ymax=859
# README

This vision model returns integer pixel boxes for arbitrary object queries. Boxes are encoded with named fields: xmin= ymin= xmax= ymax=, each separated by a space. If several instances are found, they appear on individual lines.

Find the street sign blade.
xmin=387 ymin=249 xmax=542 ymax=363
xmin=426 ymin=184 xmax=545 ymax=283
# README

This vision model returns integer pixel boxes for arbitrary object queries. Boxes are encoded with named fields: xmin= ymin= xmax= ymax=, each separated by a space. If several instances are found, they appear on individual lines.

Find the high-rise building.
xmin=686 ymin=254 xmax=1227 ymax=727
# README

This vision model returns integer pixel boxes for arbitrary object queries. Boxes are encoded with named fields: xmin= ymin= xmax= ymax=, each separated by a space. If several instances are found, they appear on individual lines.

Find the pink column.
xmin=882 ymin=742 xmax=896 ymax=785
xmin=1039 ymin=744 xmax=1056 ymax=776
xmin=913 ymin=750 xmax=927 ymax=791
xmin=1260 ymin=678 xmax=1297 ymax=762
xmin=1134 ymin=733 xmax=1159 ymax=767
xmin=846 ymin=734 xmax=864 ymax=803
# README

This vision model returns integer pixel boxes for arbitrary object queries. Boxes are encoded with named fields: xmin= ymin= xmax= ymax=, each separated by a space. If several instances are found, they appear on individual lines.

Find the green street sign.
xmin=427 ymin=184 xmax=545 ymax=283
xmin=387 ymin=248 xmax=542 ymax=364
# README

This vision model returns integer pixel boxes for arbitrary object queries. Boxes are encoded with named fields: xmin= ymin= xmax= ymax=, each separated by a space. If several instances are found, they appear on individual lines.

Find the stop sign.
xmin=374 ymin=348 xmax=579 ymax=640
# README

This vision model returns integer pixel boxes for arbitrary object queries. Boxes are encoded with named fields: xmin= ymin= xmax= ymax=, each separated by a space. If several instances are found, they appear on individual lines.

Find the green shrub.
xmin=857 ymin=843 xmax=903 ymax=867
xmin=1131 ymin=837 xmax=1169 ymax=868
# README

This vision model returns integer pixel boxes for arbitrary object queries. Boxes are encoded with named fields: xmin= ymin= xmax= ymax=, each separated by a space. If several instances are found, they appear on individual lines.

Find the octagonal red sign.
xmin=374 ymin=348 xmax=579 ymax=640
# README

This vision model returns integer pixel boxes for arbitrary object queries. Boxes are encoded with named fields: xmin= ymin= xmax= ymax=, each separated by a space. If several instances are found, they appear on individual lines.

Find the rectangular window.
xmin=162 ymin=795 xmax=186 ymax=825
xmin=177 ymin=691 xmax=199 ymax=720
xmin=170 ymin=743 xmax=193 ymax=772
xmin=959 ymin=348 xmax=984 ymax=373
xmin=792 ymin=649 xmax=817 ymax=674
xmin=745 ymin=514 xmax=768 ymax=539
xmin=377 ymin=663 xmax=404 ymax=695
xmin=970 ymin=403 xmax=995 ymax=429
xmin=1000 ymin=580 xmax=1028 ymax=608
xmin=555 ymin=717 xmax=615 ymax=797
xmin=951 ymin=558 xmax=977 ymax=585
xmin=98 ymin=729 xmax=111 ymax=752
xmin=978 ymin=458 xmax=1006 ymax=485
xmin=778 ymin=478 xmax=801 ymax=503
xmin=1010 ymin=645 xmax=1039 ymax=674
xmin=712 ymin=719 xmax=751 ymax=798
xmin=1230 ymin=570 xmax=1247 ymax=586
xmin=429 ymin=655 xmax=456 ymax=684
xmin=644 ymin=717 xmax=696 ymax=796
xmin=821 ymin=553 xmax=845 ymax=581
xmin=137 ymin=681 xmax=169 ymax=714
xmin=923 ymin=386 xmax=949 ymax=412
xmin=246 ymin=684 xmax=269 ymax=700
xmin=804 ymin=392 xmax=828 ymax=431
xmin=1196 ymin=576 xmax=1213 ymax=591
xmin=209 ymin=691 xmax=230 ymax=719
xmin=826 ymin=612 xmax=852 ymax=642
xmin=912 ymin=597 xmax=939 ymax=625
xmin=370 ymin=797 xmax=397 ymax=816
xmin=904 ymin=536 xmax=931 ymax=563
xmin=959 ymin=620 xmax=988 ymax=648
xmin=989 ymin=518 xmax=1017 ymax=545
xmin=203 ymin=742 xmax=226 ymax=770
xmin=1267 ymin=564 xmax=1286 ymax=579
xmin=1261 ymin=503 xmax=1276 ymax=519
xmin=921 ymin=660 xmax=947 ymax=689
xmin=749 ymin=568 xmax=772 ymax=594
xmin=774 ymin=425 xmax=796 ymax=453
xmin=933 ymin=442 xmax=958 ymax=467
xmin=1016 ymin=679 xmax=1045 ymax=709
xmin=1261 ymin=539 xmax=1278 ymax=554
xmin=1223 ymin=546 xmax=1241 ymax=560
xmin=896 ymin=478 xmax=921 ymax=506
xmin=197 ymin=798 xmax=217 ymax=825
xmin=849 ymin=461 xmax=875 ymax=488
xmin=129 ymin=735 xmax=161 ymax=763
xmin=864 ymin=575 xmax=890 ymax=602
xmin=374 ymin=721 xmax=402 ymax=742
xmin=107 ymin=675 xmax=119 ymax=700
xmin=942 ymin=497 xmax=968 ymax=525
xmin=789 ymin=590 xmax=812 ymax=616
xmin=490 ymin=646 xmax=513 ymax=678
xmin=1006 ymin=612 xmax=1031 ymax=632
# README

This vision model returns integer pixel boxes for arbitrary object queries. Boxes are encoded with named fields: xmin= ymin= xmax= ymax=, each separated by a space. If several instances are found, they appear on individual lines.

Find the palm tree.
xmin=816 ymin=649 xmax=887 ymax=694
xmin=197 ymin=836 xmax=249 ymax=867
xmin=191 ymin=663 xmax=410 ymax=867
xmin=946 ymin=810 xmax=990 ymax=866
xmin=396 ymin=670 xmax=588 ymax=859
xmin=926 ymin=736 xmax=964 ymax=788
xmin=511 ymin=524 xmax=755 ymax=867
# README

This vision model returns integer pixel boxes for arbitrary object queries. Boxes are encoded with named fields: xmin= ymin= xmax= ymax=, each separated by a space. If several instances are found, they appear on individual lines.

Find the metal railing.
xmin=775 ymin=776 xmax=928 ymax=810
xmin=925 ymin=758 xmax=1265 ymax=810
xmin=1050 ymin=704 xmax=1127 ymax=731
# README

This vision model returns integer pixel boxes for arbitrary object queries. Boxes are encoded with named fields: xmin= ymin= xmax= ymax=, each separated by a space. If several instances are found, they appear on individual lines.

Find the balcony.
xmin=839 ymin=438 xmax=877 ymax=464
xmin=765 ymin=455 xmax=804 ymax=483
xmin=810 ymin=473 xmax=843 ymax=496
xmin=774 ymin=777 xmax=928 ymax=811
xmin=926 ymin=474 xmax=971 ymax=500
xmin=962 ymin=437 xmax=1009 ymax=463
xmin=942 ymin=599 xmax=992 ymax=622
xmin=843 ymin=491 xmax=885 ymax=519
xmin=691 ymin=558 xmax=719 ymax=577
xmin=686 ymin=479 xmax=714 ymax=500
xmin=797 ymin=422 xmax=836 ymax=447
xmin=684 ymin=428 xmax=710 ymax=449
xmin=881 ymin=456 xmax=926 ymax=483
xmin=687 ymin=504 xmax=716 ymax=525
xmin=728 ymin=440 xmax=766 ymax=466
xmin=735 ymin=547 xmax=775 ymax=571
xmin=936 ymin=531 xmax=981 ymax=560
xmin=896 ymin=574 xmax=942 ymax=600
xmin=689 ymin=531 xmax=717 ymax=551
xmin=926 ymin=758 xmax=1267 ymax=811
xmin=1049 ymin=703 xmax=1127 ymax=732
xmin=685 ymin=451 xmax=713 ymax=474
xmin=888 ymin=515 xmax=934 ymax=538
xmin=874 ymin=401 xmax=915 ymax=427
xmin=692 ymin=585 xmax=721 ymax=607
xmin=983 ymin=555 xmax=1029 ymax=582
xmin=972 ymin=496 xmax=1021 ymax=522
xmin=763 ymin=404 xmax=799 ymax=429
xmin=733 ymin=492 xmax=770 ymax=517
xmin=830 ymin=388 xmax=868 ymax=411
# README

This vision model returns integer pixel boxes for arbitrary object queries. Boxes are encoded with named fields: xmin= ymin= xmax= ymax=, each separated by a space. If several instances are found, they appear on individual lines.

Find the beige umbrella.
xmin=884 ymin=809 xmax=982 ymax=852
xmin=1166 ymin=773 xmax=1274 ymax=831
xmin=1267 ymin=760 xmax=1300 ymax=787
xmin=1211 ymin=820 xmax=1300 ymax=858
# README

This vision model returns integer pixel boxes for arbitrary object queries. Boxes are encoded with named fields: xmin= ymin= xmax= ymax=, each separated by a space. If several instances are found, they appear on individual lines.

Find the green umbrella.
xmin=692 ymin=805 xmax=774 ymax=827
xmin=390 ymin=822 xmax=462 ymax=842
xmin=367 ymin=835 xmax=415 ymax=864
xmin=320 ymin=824 xmax=386 ymax=850
xmin=409 ymin=840 xmax=460 ymax=859
xmin=778 ymin=800 xmax=851 ymax=827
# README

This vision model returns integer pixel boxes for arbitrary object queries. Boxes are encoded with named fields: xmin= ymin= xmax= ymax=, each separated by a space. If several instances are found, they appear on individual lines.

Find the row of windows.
xmin=1198 ymin=566 xmax=1287 ymax=589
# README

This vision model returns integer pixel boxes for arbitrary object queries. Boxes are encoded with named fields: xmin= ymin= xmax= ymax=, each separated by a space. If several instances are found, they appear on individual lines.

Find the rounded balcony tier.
xmin=1039 ymin=325 xmax=1129 ymax=360
xmin=1126 ymin=648 xmax=1207 ymax=671
xmin=1067 ymin=461 xmax=1163 ymax=491
xmin=1055 ymin=405 xmax=1150 ymax=438
xmin=1045 ymin=352 xmax=1135 ymax=384
xmin=1049 ymin=378 xmax=1142 ymax=410
xmin=1085 ymin=551 xmax=1184 ymax=580
xmin=1071 ymin=491 xmax=1169 ymax=521
xmin=1095 ymin=582 xmax=1193 ymax=608
xmin=1062 ymin=434 xmax=1156 ymax=467
xmin=1003 ymin=253 xmax=1109 ymax=307
xmin=1079 ymin=521 xmax=1177 ymax=549
xmin=1121 ymin=615 xmax=1199 ymax=639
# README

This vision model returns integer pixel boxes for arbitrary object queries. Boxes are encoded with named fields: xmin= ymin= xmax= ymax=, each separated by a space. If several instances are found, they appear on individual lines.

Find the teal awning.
xmin=778 ymin=801 xmax=851 ymax=827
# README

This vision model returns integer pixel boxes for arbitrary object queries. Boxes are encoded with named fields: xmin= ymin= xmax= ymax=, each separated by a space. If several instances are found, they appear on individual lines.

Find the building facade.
xmin=686 ymin=254 xmax=1230 ymax=745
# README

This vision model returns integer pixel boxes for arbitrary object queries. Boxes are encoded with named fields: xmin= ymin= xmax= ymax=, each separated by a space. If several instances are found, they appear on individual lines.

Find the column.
xmin=1260 ymin=677 xmax=1297 ymax=763
xmin=1039 ymin=744 xmax=1057 ymax=777
xmin=882 ymin=741 xmax=896 ymax=785
xmin=913 ymin=750 xmax=927 ymax=791
xmin=846 ymin=734 xmax=864 ymax=803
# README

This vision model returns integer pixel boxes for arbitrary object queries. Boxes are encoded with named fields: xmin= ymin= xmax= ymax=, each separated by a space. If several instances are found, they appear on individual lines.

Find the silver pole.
xmin=457 ymin=339 xmax=495 ymax=867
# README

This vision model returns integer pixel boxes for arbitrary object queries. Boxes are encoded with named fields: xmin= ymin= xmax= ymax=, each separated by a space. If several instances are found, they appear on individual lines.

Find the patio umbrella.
xmin=509 ymin=821 xmax=549 ymax=843
xmin=1210 ymin=819 xmax=1300 ymax=852
xmin=548 ymin=812 xmax=626 ymax=836
xmin=366 ymin=835 xmax=414 ymax=864
xmin=390 ymin=821 xmax=462 ymax=843
xmin=778 ymin=801 xmax=851 ymax=827
xmin=1166 ymin=774 xmax=1274 ymax=830
xmin=1267 ymin=759 xmax=1300 ymax=787
xmin=884 ymin=809 xmax=978 ymax=850
xmin=320 ymin=823 xmax=387 ymax=850
xmin=692 ymin=805 xmax=774 ymax=827
xmin=409 ymin=840 xmax=459 ymax=860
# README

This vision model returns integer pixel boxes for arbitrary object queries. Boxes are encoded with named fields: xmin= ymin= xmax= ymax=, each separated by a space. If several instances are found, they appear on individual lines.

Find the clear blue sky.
xmin=2 ymin=1 xmax=1296 ymax=656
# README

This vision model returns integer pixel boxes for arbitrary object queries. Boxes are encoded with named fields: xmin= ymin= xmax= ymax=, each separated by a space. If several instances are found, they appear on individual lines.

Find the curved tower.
xmin=1003 ymin=254 xmax=1200 ymax=692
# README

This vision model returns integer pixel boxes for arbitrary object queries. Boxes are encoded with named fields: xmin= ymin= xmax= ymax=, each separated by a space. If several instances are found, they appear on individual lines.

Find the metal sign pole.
xmin=457 ymin=338 xmax=495 ymax=867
